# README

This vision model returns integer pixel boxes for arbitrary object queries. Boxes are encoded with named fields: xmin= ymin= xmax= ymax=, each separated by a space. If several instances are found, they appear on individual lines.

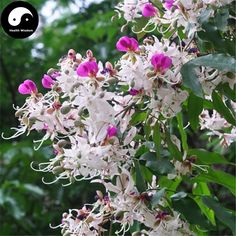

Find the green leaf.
xmin=140 ymin=152 xmax=175 ymax=175
xmin=135 ymin=145 xmax=149 ymax=158
xmin=188 ymin=93 xmax=203 ymax=130
xmin=153 ymin=121 xmax=161 ymax=157
xmin=217 ymin=83 xmax=236 ymax=102
xmin=215 ymin=8 xmax=229 ymax=31
xmin=159 ymin=177 xmax=182 ymax=198
xmin=193 ymin=182 xmax=211 ymax=196
xmin=22 ymin=184 xmax=44 ymax=196
xmin=140 ymin=151 xmax=156 ymax=161
xmin=193 ymin=169 xmax=236 ymax=196
xmin=151 ymin=188 xmax=166 ymax=208
xmin=171 ymin=191 xmax=187 ymax=201
xmin=212 ymin=91 xmax=236 ymax=126
xmin=4 ymin=197 xmax=25 ymax=220
xmin=134 ymin=160 xmax=147 ymax=193
xmin=193 ymin=182 xmax=216 ymax=226
xmin=130 ymin=112 xmax=148 ymax=125
xmin=194 ymin=196 xmax=216 ymax=226
xmin=146 ymin=157 xmax=175 ymax=175
xmin=188 ymin=149 xmax=229 ymax=165
xmin=202 ymin=196 xmax=236 ymax=234
xmin=172 ymin=197 xmax=209 ymax=228
xmin=181 ymin=63 xmax=204 ymax=98
xmin=181 ymin=54 xmax=236 ymax=97
xmin=190 ymin=54 xmax=236 ymax=72
xmin=166 ymin=133 xmax=182 ymax=161
xmin=176 ymin=113 xmax=188 ymax=151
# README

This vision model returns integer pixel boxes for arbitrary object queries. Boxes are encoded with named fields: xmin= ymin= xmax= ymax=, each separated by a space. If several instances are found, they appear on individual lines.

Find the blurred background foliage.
xmin=0 ymin=0 xmax=235 ymax=235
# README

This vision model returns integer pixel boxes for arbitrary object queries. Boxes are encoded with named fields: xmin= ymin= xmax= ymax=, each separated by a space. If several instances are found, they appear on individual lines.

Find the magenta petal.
xmin=77 ymin=61 xmax=98 ymax=77
xmin=116 ymin=36 xmax=130 ymax=52
xmin=18 ymin=83 xmax=31 ymax=94
xmin=129 ymin=88 xmax=140 ymax=96
xmin=116 ymin=36 xmax=139 ymax=52
xmin=24 ymin=80 xmax=38 ymax=93
xmin=142 ymin=3 xmax=157 ymax=17
xmin=151 ymin=53 xmax=172 ymax=73
xmin=107 ymin=125 xmax=118 ymax=138
xmin=164 ymin=0 xmax=175 ymax=10
xmin=18 ymin=80 xmax=38 ymax=95
xmin=42 ymin=74 xmax=54 ymax=89
xmin=130 ymin=38 xmax=139 ymax=51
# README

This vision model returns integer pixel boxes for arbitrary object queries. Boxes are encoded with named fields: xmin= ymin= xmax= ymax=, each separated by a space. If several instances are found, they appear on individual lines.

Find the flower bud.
xmin=47 ymin=68 xmax=56 ymax=75
xmin=28 ymin=116 xmax=37 ymax=124
xmin=15 ymin=109 xmax=26 ymax=117
xmin=57 ymin=140 xmax=68 ymax=148
xmin=68 ymin=49 xmax=76 ymax=59
xmin=96 ymin=190 xmax=103 ymax=200
xmin=60 ymin=105 xmax=71 ymax=115
xmin=52 ymin=166 xmax=64 ymax=174
xmin=106 ymin=77 xmax=118 ymax=84
xmin=74 ymin=119 xmax=84 ymax=127
xmin=114 ymin=211 xmax=124 ymax=221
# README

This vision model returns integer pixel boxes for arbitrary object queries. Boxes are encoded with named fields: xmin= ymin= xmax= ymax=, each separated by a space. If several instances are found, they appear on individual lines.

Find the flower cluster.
xmin=4 ymin=0 xmax=235 ymax=235
xmin=116 ymin=0 xmax=234 ymax=36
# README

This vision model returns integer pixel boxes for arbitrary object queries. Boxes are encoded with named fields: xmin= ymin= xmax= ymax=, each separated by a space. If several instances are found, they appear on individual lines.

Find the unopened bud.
xmin=60 ymin=105 xmax=71 ymax=115
xmin=99 ymin=92 xmax=105 ymax=98
xmin=57 ymin=140 xmax=68 ymax=148
xmin=106 ymin=77 xmax=118 ymax=84
xmin=47 ymin=68 xmax=56 ymax=75
xmin=114 ymin=211 xmax=124 ymax=221
xmin=74 ymin=119 xmax=84 ymax=127
xmin=86 ymin=50 xmax=93 ymax=58
xmin=96 ymin=190 xmax=103 ymax=199
xmin=15 ymin=109 xmax=25 ymax=117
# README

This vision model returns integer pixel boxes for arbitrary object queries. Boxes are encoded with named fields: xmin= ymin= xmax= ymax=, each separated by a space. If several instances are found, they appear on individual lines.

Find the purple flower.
xmin=164 ymin=0 xmax=175 ymax=10
xmin=107 ymin=125 xmax=118 ymax=138
xmin=151 ymin=53 xmax=172 ymax=74
xmin=129 ymin=88 xmax=140 ymax=96
xmin=42 ymin=74 xmax=54 ymax=89
xmin=116 ymin=36 xmax=139 ymax=52
xmin=18 ymin=80 xmax=38 ymax=95
xmin=142 ymin=3 xmax=157 ymax=17
xmin=76 ymin=61 xmax=99 ymax=77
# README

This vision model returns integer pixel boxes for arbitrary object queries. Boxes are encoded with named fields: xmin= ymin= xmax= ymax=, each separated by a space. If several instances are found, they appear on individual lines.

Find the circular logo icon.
xmin=1 ymin=1 xmax=39 ymax=39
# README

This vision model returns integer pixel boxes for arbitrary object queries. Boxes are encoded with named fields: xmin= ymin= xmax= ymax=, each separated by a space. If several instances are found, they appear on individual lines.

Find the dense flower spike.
xmin=142 ymin=3 xmax=157 ymax=17
xmin=116 ymin=36 xmax=139 ymax=52
xmin=18 ymin=80 xmax=38 ymax=95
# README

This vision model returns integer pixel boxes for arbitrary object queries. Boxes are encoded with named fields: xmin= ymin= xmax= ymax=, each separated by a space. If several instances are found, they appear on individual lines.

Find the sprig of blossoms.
xmin=115 ymin=0 xmax=234 ymax=36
